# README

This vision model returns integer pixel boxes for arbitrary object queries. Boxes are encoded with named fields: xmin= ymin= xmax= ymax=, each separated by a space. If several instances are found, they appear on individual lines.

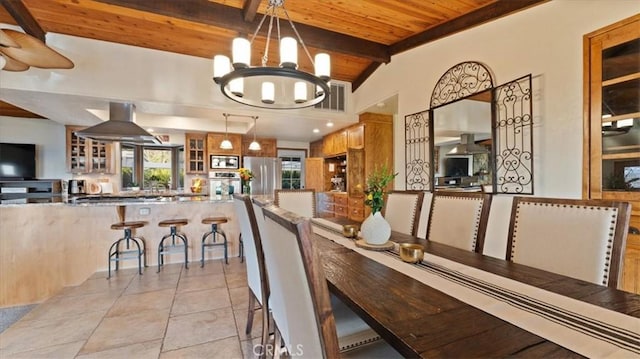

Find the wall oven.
xmin=210 ymin=155 xmax=239 ymax=170
xmin=208 ymin=171 xmax=241 ymax=198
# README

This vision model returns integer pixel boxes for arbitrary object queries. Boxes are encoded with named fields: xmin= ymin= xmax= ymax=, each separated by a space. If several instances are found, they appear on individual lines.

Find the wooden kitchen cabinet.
xmin=583 ymin=14 xmax=640 ymax=293
xmin=65 ymin=125 xmax=113 ymax=174
xmin=241 ymin=137 xmax=277 ymax=157
xmin=323 ymin=130 xmax=347 ymax=156
xmin=348 ymin=195 xmax=366 ymax=222
xmin=317 ymin=192 xmax=335 ymax=218
xmin=348 ymin=124 xmax=364 ymax=149
xmin=305 ymin=157 xmax=325 ymax=192
xmin=334 ymin=192 xmax=348 ymax=218
xmin=207 ymin=133 xmax=242 ymax=156
xmin=185 ymin=133 xmax=207 ymax=174
xmin=310 ymin=139 xmax=324 ymax=157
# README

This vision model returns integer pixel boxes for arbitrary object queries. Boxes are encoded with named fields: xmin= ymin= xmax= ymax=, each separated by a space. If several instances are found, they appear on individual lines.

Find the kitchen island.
xmin=0 ymin=195 xmax=239 ymax=308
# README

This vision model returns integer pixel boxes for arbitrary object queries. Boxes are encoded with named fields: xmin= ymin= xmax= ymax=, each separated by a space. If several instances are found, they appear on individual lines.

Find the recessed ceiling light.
xmin=326 ymin=121 xmax=334 ymax=127
xmin=376 ymin=102 xmax=385 ymax=108
xmin=313 ymin=128 xmax=319 ymax=133
xmin=147 ymin=128 xmax=154 ymax=132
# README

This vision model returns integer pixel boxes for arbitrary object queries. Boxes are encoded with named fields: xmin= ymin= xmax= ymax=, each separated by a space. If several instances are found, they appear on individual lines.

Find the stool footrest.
xmin=159 ymin=245 xmax=186 ymax=254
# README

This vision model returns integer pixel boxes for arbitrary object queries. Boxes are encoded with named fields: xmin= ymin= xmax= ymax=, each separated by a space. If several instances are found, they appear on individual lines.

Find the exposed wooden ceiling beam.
xmin=0 ymin=100 xmax=45 ymax=119
xmin=390 ymin=0 xmax=549 ymax=55
xmin=96 ymin=0 xmax=390 ymax=63
xmin=352 ymin=62 xmax=382 ymax=92
xmin=242 ymin=0 xmax=261 ymax=22
xmin=0 ymin=0 xmax=45 ymax=42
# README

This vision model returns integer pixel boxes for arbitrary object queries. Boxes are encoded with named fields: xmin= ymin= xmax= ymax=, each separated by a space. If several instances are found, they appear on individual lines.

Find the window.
xmin=121 ymin=145 xmax=184 ymax=190
xmin=281 ymin=156 xmax=302 ymax=189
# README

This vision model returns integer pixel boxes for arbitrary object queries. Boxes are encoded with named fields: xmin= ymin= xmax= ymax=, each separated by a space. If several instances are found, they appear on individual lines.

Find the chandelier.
xmin=213 ymin=0 xmax=331 ymax=109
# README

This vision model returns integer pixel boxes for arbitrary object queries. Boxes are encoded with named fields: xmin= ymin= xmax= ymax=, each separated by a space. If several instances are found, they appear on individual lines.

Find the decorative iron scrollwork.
xmin=430 ymin=61 xmax=494 ymax=108
xmin=493 ymin=74 xmax=533 ymax=194
xmin=405 ymin=110 xmax=431 ymax=190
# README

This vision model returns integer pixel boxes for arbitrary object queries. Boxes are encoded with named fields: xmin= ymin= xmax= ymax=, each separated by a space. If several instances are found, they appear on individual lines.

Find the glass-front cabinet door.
xmin=584 ymin=14 xmax=640 ymax=294
xmin=585 ymin=15 xmax=640 ymax=201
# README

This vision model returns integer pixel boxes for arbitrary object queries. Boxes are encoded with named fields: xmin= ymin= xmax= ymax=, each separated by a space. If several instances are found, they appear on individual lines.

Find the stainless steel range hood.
xmin=75 ymin=103 xmax=161 ymax=144
xmin=446 ymin=134 xmax=490 ymax=156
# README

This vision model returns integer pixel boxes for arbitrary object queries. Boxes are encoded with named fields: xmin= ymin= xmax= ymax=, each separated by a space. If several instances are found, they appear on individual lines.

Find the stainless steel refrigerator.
xmin=242 ymin=156 xmax=282 ymax=197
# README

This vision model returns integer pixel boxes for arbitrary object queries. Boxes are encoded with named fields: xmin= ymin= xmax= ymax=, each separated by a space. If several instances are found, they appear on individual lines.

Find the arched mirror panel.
xmin=405 ymin=61 xmax=533 ymax=194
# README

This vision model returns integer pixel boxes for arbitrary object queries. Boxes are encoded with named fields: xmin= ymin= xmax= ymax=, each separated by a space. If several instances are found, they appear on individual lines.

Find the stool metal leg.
xmin=201 ymin=223 xmax=229 ymax=266
xmin=108 ymin=228 xmax=145 ymax=279
xmin=158 ymin=226 xmax=189 ymax=273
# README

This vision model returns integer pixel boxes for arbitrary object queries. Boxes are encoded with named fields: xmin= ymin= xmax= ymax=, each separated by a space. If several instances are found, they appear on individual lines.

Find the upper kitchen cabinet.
xmin=241 ymin=137 xmax=277 ymax=157
xmin=583 ymin=14 xmax=640 ymax=293
xmin=65 ymin=126 xmax=113 ymax=174
xmin=348 ymin=124 xmax=364 ymax=149
xmin=207 ymin=133 xmax=242 ymax=156
xmin=185 ymin=133 xmax=207 ymax=174
xmin=323 ymin=129 xmax=347 ymax=156
xmin=309 ymin=139 xmax=324 ymax=157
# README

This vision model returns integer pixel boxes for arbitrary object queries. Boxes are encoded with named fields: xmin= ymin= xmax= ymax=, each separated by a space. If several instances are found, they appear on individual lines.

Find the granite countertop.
xmin=0 ymin=193 xmax=236 ymax=206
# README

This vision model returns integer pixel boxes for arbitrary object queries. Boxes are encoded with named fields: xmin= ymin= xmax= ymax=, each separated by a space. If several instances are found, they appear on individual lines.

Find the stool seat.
xmin=159 ymin=219 xmax=189 ymax=227
xmin=111 ymin=221 xmax=147 ymax=231
xmin=202 ymin=217 xmax=228 ymax=225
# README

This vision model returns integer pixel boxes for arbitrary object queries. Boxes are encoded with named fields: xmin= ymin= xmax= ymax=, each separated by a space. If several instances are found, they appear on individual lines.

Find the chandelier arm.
xmin=249 ymin=4 xmax=272 ymax=45
xmin=261 ymin=8 xmax=277 ymax=67
xmin=282 ymin=7 xmax=315 ymax=66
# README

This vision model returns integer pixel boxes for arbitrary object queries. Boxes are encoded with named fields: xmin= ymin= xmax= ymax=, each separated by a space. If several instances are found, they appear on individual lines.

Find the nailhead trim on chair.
xmin=432 ymin=195 xmax=485 ymax=251
xmin=512 ymin=202 xmax=618 ymax=286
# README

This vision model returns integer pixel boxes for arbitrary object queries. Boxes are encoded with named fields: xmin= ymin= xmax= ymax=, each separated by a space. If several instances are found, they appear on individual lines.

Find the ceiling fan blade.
xmin=0 ymin=53 xmax=30 ymax=71
xmin=0 ymin=29 xmax=20 ymax=48
xmin=0 ymin=29 xmax=73 ymax=69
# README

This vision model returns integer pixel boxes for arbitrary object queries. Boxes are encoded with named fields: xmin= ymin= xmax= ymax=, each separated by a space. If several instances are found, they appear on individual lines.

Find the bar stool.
xmin=238 ymin=234 xmax=244 ymax=263
xmin=108 ymin=221 xmax=147 ymax=279
xmin=157 ymin=218 xmax=189 ymax=273
xmin=201 ymin=216 xmax=228 ymax=266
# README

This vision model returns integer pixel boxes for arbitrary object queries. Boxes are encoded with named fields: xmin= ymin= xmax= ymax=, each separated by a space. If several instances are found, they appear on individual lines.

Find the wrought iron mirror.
xmin=405 ymin=61 xmax=533 ymax=194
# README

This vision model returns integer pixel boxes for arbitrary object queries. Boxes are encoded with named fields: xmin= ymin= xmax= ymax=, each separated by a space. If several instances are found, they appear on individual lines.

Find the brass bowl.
xmin=342 ymin=224 xmax=359 ymax=238
xmin=399 ymin=243 xmax=424 ymax=263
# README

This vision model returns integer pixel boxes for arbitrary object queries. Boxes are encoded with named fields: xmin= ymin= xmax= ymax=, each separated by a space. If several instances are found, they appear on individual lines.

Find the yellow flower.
xmin=367 ymin=193 xmax=373 ymax=201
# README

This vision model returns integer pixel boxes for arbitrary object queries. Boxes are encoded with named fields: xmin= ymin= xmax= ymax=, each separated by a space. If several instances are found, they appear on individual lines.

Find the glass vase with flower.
xmin=361 ymin=164 xmax=397 ymax=245
xmin=239 ymin=168 xmax=254 ymax=194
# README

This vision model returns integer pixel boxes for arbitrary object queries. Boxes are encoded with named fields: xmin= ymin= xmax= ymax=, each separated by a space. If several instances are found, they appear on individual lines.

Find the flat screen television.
xmin=444 ymin=157 xmax=470 ymax=177
xmin=0 ymin=143 xmax=37 ymax=180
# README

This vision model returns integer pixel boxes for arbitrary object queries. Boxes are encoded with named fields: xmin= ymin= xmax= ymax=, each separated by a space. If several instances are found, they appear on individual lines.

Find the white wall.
xmin=354 ymin=0 xmax=639 ymax=197
xmin=0 ymin=116 xmax=68 ymax=179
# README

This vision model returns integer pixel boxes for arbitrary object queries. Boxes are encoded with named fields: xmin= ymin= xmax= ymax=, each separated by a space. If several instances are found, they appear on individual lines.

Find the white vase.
xmin=360 ymin=211 xmax=391 ymax=245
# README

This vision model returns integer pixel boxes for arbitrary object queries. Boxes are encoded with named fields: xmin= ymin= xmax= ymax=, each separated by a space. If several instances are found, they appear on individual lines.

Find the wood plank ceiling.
xmin=0 ymin=0 xmax=548 ymax=92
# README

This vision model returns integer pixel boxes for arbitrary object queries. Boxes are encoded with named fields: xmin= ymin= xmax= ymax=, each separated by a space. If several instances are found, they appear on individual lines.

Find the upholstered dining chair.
xmin=232 ymin=194 xmax=270 ymax=356
xmin=274 ymin=188 xmax=317 ymax=218
xmin=260 ymin=205 xmax=401 ymax=358
xmin=381 ymin=190 xmax=425 ymax=236
xmin=507 ymin=196 xmax=631 ymax=288
xmin=427 ymin=191 xmax=492 ymax=253
xmin=416 ymin=192 xmax=434 ymax=239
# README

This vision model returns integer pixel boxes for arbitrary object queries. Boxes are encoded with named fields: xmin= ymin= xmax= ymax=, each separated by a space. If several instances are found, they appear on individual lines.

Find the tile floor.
xmin=0 ymin=258 xmax=265 ymax=358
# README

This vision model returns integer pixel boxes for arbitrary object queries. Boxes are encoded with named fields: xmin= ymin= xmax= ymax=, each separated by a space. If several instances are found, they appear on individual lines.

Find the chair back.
xmin=382 ymin=190 xmax=425 ymax=236
xmin=416 ymin=192 xmax=434 ymax=238
xmin=482 ymin=195 xmax=515 ymax=259
xmin=507 ymin=197 xmax=631 ymax=288
xmin=232 ymin=194 xmax=268 ymax=305
xmin=261 ymin=205 xmax=340 ymax=358
xmin=275 ymin=189 xmax=317 ymax=218
xmin=427 ymin=191 xmax=492 ymax=252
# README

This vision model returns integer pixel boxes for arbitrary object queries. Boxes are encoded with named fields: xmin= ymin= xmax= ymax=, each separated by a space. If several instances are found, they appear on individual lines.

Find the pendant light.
xmin=220 ymin=113 xmax=233 ymax=149
xmin=249 ymin=116 xmax=261 ymax=151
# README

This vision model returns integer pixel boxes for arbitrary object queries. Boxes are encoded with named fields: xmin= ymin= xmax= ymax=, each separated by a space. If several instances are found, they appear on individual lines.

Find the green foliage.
xmin=364 ymin=163 xmax=397 ymax=214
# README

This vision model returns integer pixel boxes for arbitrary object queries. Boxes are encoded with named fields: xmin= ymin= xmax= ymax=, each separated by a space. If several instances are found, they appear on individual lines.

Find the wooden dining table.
xmin=313 ymin=228 xmax=640 ymax=358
